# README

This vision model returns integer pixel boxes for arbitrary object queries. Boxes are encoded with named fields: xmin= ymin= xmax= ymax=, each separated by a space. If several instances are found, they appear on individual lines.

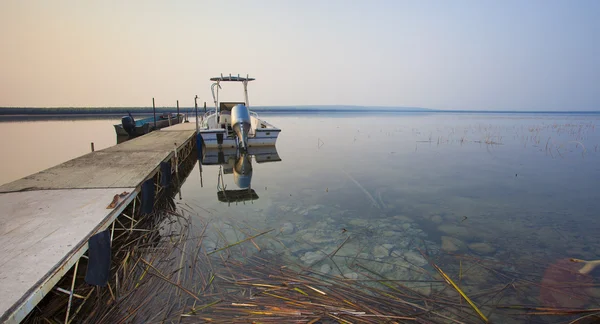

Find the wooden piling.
xmin=153 ymin=98 xmax=156 ymax=129
xmin=90 ymin=143 xmax=95 ymax=152
xmin=195 ymin=96 xmax=199 ymax=134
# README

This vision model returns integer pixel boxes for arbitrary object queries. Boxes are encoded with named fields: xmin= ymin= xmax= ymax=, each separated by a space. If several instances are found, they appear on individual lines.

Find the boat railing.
xmin=202 ymin=108 xmax=216 ymax=119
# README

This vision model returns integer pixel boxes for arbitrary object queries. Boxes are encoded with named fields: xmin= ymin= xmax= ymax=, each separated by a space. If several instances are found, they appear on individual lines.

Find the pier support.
xmin=2 ymin=126 xmax=198 ymax=324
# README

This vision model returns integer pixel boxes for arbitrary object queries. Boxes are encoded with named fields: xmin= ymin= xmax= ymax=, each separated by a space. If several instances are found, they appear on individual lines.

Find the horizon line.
xmin=0 ymin=106 xmax=599 ymax=115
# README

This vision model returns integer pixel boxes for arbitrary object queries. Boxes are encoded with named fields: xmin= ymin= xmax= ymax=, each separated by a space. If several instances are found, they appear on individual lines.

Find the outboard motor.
xmin=233 ymin=152 xmax=253 ymax=189
xmin=121 ymin=113 xmax=136 ymax=137
xmin=231 ymin=104 xmax=251 ymax=151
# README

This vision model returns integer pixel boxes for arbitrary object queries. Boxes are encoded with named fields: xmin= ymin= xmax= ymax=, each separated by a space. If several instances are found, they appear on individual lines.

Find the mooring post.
xmin=195 ymin=95 xmax=199 ymax=134
xmin=153 ymin=97 xmax=156 ymax=129
xmin=204 ymin=101 xmax=206 ymax=114
xmin=174 ymin=143 xmax=179 ymax=178
xmin=90 ymin=142 xmax=94 ymax=152
xmin=177 ymin=100 xmax=180 ymax=117
xmin=174 ymin=143 xmax=181 ymax=200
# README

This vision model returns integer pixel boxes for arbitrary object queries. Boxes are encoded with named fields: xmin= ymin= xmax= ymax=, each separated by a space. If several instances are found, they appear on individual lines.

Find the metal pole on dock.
xmin=204 ymin=101 xmax=206 ymax=114
xmin=177 ymin=100 xmax=180 ymax=117
xmin=90 ymin=142 xmax=94 ymax=152
xmin=195 ymin=95 xmax=199 ymax=134
xmin=153 ymin=97 xmax=157 ymax=129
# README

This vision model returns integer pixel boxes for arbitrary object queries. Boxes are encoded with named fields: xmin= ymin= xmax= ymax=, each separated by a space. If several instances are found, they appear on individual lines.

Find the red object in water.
xmin=539 ymin=258 xmax=593 ymax=308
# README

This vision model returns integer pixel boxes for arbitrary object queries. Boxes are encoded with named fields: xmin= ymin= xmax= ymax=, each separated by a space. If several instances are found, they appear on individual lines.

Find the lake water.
xmin=3 ymin=112 xmax=600 ymax=321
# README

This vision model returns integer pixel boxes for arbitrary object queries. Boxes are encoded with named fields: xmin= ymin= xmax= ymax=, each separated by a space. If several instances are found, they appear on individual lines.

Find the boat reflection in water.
xmin=200 ymin=146 xmax=281 ymax=205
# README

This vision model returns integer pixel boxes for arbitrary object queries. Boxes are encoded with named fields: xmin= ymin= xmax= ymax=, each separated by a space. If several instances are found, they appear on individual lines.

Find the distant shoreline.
xmin=0 ymin=106 xmax=598 ymax=121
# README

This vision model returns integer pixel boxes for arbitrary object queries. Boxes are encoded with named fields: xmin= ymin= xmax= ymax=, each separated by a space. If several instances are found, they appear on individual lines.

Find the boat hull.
xmin=114 ymin=115 xmax=184 ymax=137
xmin=199 ymin=128 xmax=280 ymax=149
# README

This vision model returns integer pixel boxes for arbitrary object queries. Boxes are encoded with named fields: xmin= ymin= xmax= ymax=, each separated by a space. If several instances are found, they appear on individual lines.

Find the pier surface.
xmin=0 ymin=122 xmax=197 ymax=323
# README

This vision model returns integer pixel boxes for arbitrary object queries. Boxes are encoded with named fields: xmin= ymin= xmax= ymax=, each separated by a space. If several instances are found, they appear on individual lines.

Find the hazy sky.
xmin=1 ymin=1 xmax=599 ymax=110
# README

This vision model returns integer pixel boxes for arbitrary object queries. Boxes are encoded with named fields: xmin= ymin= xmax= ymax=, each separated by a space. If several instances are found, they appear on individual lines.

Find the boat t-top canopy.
xmin=210 ymin=74 xmax=255 ymax=82
xmin=211 ymin=74 xmax=255 ymax=111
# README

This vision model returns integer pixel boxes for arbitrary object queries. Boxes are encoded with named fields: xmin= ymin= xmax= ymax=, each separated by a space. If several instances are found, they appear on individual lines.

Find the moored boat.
xmin=198 ymin=75 xmax=280 ymax=150
xmin=114 ymin=112 xmax=185 ymax=137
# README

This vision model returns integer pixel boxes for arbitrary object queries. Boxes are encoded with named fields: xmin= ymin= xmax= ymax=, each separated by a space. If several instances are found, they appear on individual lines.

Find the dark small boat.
xmin=114 ymin=113 xmax=185 ymax=137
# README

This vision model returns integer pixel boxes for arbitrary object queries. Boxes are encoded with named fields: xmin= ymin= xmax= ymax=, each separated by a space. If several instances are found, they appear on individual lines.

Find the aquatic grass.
xmin=25 ymin=207 xmax=600 ymax=323
xmin=413 ymin=120 xmax=599 ymax=159
xmin=433 ymin=263 xmax=489 ymax=323
xmin=207 ymin=228 xmax=274 ymax=255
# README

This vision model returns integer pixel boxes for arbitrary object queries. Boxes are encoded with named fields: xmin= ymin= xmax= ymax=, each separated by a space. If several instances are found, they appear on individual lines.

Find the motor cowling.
xmin=231 ymin=104 xmax=251 ymax=150
xmin=121 ymin=116 xmax=136 ymax=136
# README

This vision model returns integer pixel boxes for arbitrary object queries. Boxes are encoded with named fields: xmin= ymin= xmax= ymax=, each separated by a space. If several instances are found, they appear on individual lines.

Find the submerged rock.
xmin=382 ymin=230 xmax=398 ymax=237
xmin=280 ymin=222 xmax=296 ymax=235
xmin=382 ymin=243 xmax=395 ymax=250
xmin=279 ymin=205 xmax=294 ymax=213
xmin=373 ymin=245 xmax=392 ymax=259
xmin=377 ymin=262 xmax=395 ymax=274
xmin=320 ymin=264 xmax=332 ymax=274
xmin=349 ymin=219 xmax=369 ymax=227
xmin=438 ymin=224 xmax=470 ymax=239
xmin=393 ymin=215 xmax=413 ymax=222
xmin=301 ymin=251 xmax=325 ymax=265
xmin=468 ymin=242 xmax=496 ymax=255
xmin=403 ymin=251 xmax=428 ymax=267
xmin=204 ymin=241 xmax=217 ymax=252
xmin=343 ymin=272 xmax=359 ymax=280
xmin=441 ymin=236 xmax=466 ymax=252
xmin=431 ymin=215 xmax=443 ymax=224
xmin=300 ymin=230 xmax=336 ymax=244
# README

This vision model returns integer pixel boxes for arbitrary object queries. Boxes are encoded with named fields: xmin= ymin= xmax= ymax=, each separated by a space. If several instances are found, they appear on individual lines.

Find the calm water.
xmin=3 ymin=112 xmax=600 ymax=320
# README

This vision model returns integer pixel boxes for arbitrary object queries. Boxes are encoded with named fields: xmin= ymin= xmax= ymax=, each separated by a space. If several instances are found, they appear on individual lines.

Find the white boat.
xmin=198 ymin=75 xmax=280 ymax=150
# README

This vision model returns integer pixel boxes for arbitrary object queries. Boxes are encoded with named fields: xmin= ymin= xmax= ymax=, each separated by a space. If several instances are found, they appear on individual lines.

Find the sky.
xmin=1 ymin=0 xmax=599 ymax=111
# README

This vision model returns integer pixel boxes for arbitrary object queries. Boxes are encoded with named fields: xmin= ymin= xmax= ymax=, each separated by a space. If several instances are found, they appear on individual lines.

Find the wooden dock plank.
xmin=0 ymin=129 xmax=195 ymax=192
xmin=158 ymin=122 xmax=198 ymax=132
xmin=0 ymin=188 xmax=135 ymax=321
xmin=104 ymin=128 xmax=195 ymax=152
xmin=0 ymin=151 xmax=169 ymax=191
xmin=0 ymin=124 xmax=198 ymax=322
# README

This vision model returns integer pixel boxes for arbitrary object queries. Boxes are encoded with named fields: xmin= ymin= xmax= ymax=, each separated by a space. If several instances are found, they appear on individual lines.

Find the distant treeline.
xmin=0 ymin=105 xmax=433 ymax=115
xmin=0 ymin=105 xmax=431 ymax=114
xmin=0 ymin=107 xmax=196 ymax=116
xmin=2 ymin=106 xmax=593 ymax=117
